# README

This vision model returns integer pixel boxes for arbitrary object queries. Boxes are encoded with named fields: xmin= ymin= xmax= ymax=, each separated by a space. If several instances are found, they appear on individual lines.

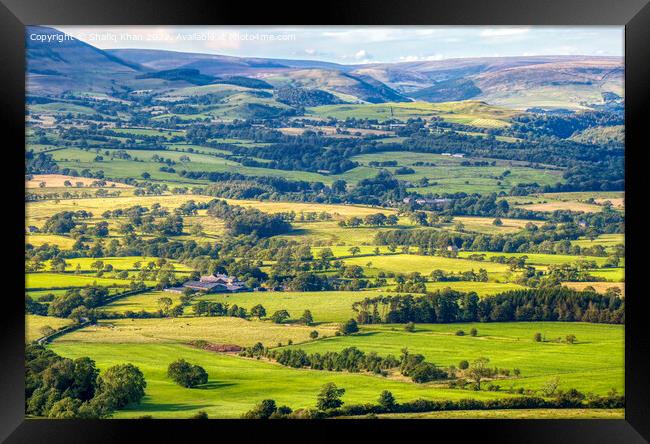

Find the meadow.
xmin=25 ymin=272 xmax=135 ymax=290
xmin=56 ymin=317 xmax=338 ymax=346
xmin=26 ymin=315 xmax=73 ymax=343
xmin=48 ymin=342 xmax=512 ymax=419
xmin=307 ymin=101 xmax=518 ymax=127
xmin=341 ymin=253 xmax=512 ymax=277
xmin=289 ymin=322 xmax=624 ymax=395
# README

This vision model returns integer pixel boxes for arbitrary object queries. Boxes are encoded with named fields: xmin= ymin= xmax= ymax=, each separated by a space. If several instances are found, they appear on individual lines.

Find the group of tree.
xmin=26 ymin=345 xmax=146 ymax=418
xmin=352 ymin=287 xmax=624 ymax=325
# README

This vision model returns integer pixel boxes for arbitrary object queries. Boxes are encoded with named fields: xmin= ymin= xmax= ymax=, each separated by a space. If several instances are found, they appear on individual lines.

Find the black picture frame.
xmin=2 ymin=0 xmax=648 ymax=442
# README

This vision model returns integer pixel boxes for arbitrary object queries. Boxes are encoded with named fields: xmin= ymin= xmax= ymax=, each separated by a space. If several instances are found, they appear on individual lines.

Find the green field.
xmin=49 ymin=342 xmax=511 ymax=419
xmin=350 ymin=151 xmax=563 ymax=195
xmin=25 ymin=272 xmax=135 ymax=290
xmin=342 ymin=254 xmax=511 ymax=277
xmin=195 ymin=291 xmax=381 ymax=323
xmin=288 ymin=322 xmax=624 ymax=395
xmin=44 ymin=257 xmax=193 ymax=273
xmin=307 ymin=101 xmax=517 ymax=126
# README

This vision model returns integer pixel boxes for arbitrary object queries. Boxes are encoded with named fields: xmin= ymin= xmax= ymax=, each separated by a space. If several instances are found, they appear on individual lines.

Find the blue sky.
xmin=53 ymin=26 xmax=624 ymax=64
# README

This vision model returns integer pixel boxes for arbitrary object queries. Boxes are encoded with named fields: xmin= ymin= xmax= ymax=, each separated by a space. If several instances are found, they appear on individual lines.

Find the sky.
xmin=52 ymin=26 xmax=624 ymax=64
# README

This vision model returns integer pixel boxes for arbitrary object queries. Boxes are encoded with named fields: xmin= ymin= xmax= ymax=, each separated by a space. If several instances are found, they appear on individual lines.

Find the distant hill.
xmin=26 ymin=26 xmax=143 ymax=95
xmin=26 ymin=26 xmax=623 ymax=110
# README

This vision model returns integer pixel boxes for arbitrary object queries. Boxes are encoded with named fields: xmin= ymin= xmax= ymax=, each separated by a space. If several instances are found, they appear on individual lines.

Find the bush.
xmin=458 ymin=360 xmax=469 ymax=370
xmin=191 ymin=410 xmax=208 ymax=419
xmin=309 ymin=330 xmax=319 ymax=339
xmin=242 ymin=399 xmax=277 ymax=419
xmin=404 ymin=322 xmax=415 ymax=332
xmin=470 ymin=328 xmax=478 ymax=337
xmin=455 ymin=330 xmax=465 ymax=336
xmin=340 ymin=319 xmax=359 ymax=335
xmin=167 ymin=359 xmax=208 ymax=388
xmin=534 ymin=332 xmax=543 ymax=342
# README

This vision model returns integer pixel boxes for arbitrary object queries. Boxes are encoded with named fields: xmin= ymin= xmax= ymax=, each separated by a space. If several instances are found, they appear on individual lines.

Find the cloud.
xmin=398 ymin=54 xmax=445 ymax=62
xmin=354 ymin=49 xmax=370 ymax=60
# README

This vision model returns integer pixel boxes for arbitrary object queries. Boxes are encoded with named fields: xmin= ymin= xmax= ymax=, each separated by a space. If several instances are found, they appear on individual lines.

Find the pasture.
xmin=55 ymin=317 xmax=338 ymax=346
xmin=25 ymin=315 xmax=73 ymax=343
xmin=49 ymin=342 xmax=510 ymax=419
xmin=25 ymin=272 xmax=134 ymax=290
xmin=341 ymin=254 xmax=512 ymax=277
xmin=43 ymin=257 xmax=193 ymax=273
xmin=307 ymin=101 xmax=517 ymax=127
xmin=562 ymin=282 xmax=624 ymax=295
xmin=195 ymin=290 xmax=382 ymax=323
xmin=289 ymin=322 xmax=624 ymax=396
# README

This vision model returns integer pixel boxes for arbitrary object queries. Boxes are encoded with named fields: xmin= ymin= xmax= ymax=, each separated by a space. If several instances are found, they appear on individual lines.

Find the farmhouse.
xmin=165 ymin=273 xmax=249 ymax=294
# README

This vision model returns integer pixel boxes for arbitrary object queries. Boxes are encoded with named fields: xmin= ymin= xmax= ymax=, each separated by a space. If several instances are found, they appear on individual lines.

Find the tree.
xmin=565 ymin=334 xmax=577 ymax=344
xmin=534 ymin=332 xmax=543 ymax=342
xmin=467 ymin=357 xmax=494 ymax=390
xmin=250 ymin=304 xmax=267 ymax=319
xmin=242 ymin=399 xmax=277 ymax=419
xmin=270 ymin=310 xmax=290 ymax=324
xmin=39 ymin=325 xmax=56 ymax=337
xmin=97 ymin=364 xmax=146 ymax=409
xmin=470 ymin=328 xmax=478 ymax=337
xmin=309 ymin=330 xmax=319 ymax=339
xmin=157 ymin=297 xmax=173 ymax=315
xmin=458 ymin=360 xmax=469 ymax=370
xmin=378 ymin=390 xmax=396 ymax=411
xmin=167 ymin=359 xmax=208 ymax=388
xmin=316 ymin=383 xmax=345 ymax=410
xmin=493 ymin=218 xmax=503 ymax=226
xmin=541 ymin=376 xmax=561 ymax=396
xmin=404 ymin=322 xmax=415 ymax=332
xmin=300 ymin=310 xmax=314 ymax=325
xmin=190 ymin=223 xmax=204 ymax=237
xmin=191 ymin=410 xmax=208 ymax=419
xmin=340 ymin=319 xmax=359 ymax=335
xmin=348 ymin=246 xmax=361 ymax=256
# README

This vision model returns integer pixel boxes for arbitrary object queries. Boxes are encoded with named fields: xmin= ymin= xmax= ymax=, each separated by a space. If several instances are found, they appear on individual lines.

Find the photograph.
xmin=23 ymin=24 xmax=627 ymax=421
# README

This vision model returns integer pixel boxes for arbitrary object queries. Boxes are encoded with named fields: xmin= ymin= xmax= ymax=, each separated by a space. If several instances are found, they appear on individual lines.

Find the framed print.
xmin=1 ymin=0 xmax=649 ymax=442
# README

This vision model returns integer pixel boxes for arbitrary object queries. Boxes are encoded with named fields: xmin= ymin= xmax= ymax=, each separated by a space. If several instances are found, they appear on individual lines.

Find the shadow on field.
xmin=350 ymin=331 xmax=380 ymax=338
xmin=137 ymin=403 xmax=213 ymax=412
xmin=196 ymin=381 xmax=236 ymax=390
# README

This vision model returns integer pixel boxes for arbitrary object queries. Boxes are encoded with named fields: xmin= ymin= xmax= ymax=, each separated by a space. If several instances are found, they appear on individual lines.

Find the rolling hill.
xmin=26 ymin=26 xmax=623 ymax=110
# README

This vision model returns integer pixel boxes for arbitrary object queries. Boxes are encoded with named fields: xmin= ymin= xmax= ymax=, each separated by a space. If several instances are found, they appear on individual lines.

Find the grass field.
xmin=25 ymin=272 xmax=136 ymax=290
xmin=279 ymin=221 xmax=405 ymax=246
xmin=25 ymin=315 xmax=73 ymax=343
xmin=571 ymin=234 xmax=624 ymax=251
xmin=195 ymin=290 xmax=383 ymax=323
xmin=55 ymin=317 xmax=338 ymax=346
xmin=350 ymin=151 xmax=563 ymax=195
xmin=25 ymin=234 xmax=77 ymax=249
xmin=562 ymin=282 xmax=624 ymax=295
xmin=48 ymin=342 xmax=511 ymax=419
xmin=307 ymin=101 xmax=518 ymax=127
xmin=103 ymin=290 xmax=185 ymax=313
xmin=288 ymin=322 xmax=624 ymax=396
xmin=342 ymin=254 xmax=511 ymax=276
xmin=456 ymin=251 xmax=613 ymax=268
xmin=451 ymin=216 xmax=543 ymax=234
xmin=43 ymin=257 xmax=193 ymax=273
